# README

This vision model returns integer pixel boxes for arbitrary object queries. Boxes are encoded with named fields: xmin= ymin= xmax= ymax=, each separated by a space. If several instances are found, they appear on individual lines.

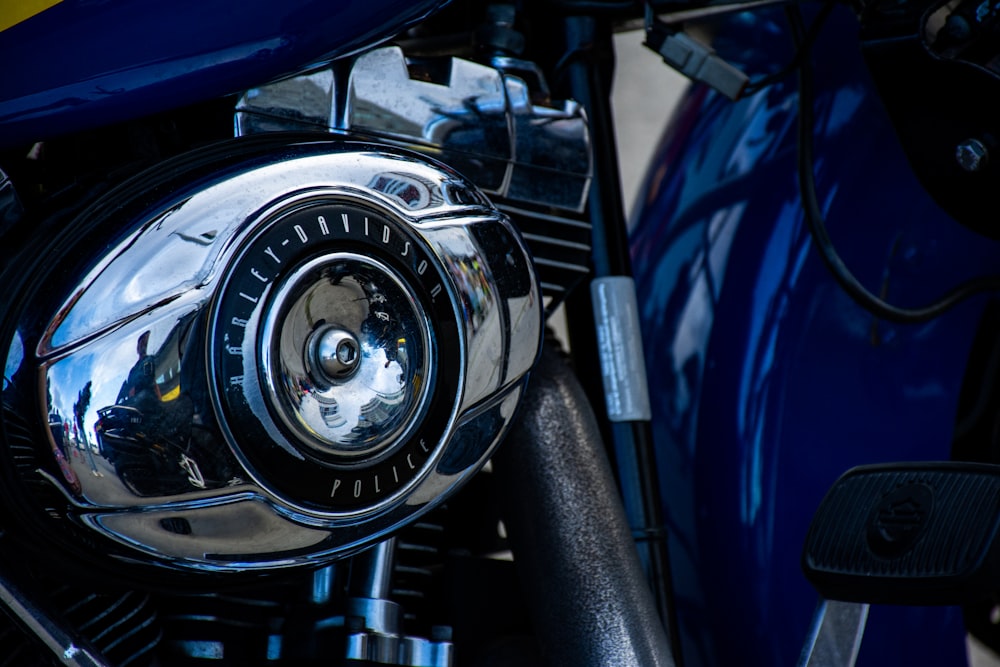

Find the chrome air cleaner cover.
xmin=5 ymin=138 xmax=541 ymax=572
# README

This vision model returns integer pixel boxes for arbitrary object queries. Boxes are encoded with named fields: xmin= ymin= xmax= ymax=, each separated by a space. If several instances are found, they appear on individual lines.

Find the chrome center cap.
xmin=310 ymin=326 xmax=361 ymax=382
xmin=261 ymin=252 xmax=433 ymax=463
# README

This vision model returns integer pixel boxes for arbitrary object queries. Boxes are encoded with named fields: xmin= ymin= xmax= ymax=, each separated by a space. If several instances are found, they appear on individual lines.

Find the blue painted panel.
xmin=0 ymin=0 xmax=447 ymax=147
xmin=631 ymin=8 xmax=996 ymax=666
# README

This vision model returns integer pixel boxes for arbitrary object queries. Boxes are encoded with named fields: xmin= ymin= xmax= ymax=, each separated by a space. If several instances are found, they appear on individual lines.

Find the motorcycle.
xmin=1 ymin=0 xmax=997 ymax=665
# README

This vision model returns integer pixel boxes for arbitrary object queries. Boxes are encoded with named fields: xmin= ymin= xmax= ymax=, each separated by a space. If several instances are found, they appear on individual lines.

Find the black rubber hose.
xmin=493 ymin=344 xmax=676 ymax=667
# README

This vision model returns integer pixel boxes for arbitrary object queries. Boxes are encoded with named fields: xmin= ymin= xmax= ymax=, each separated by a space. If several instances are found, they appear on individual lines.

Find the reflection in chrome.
xmin=45 ymin=308 xmax=243 ymax=502
xmin=235 ymin=46 xmax=591 ymax=213
xmin=21 ymin=141 xmax=541 ymax=571
xmin=262 ymin=253 xmax=431 ymax=461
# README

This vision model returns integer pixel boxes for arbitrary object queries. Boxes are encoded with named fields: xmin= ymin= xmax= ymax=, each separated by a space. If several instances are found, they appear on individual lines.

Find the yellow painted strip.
xmin=0 ymin=0 xmax=63 ymax=33
xmin=159 ymin=384 xmax=181 ymax=402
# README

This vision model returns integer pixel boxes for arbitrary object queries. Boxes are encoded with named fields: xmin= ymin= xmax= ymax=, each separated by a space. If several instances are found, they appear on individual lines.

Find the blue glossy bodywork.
xmin=630 ymin=8 xmax=999 ymax=666
xmin=0 ymin=0 xmax=446 ymax=148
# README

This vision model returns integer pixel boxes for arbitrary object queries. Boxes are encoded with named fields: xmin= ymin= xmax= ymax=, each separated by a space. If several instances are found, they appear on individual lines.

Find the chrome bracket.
xmin=345 ymin=539 xmax=453 ymax=667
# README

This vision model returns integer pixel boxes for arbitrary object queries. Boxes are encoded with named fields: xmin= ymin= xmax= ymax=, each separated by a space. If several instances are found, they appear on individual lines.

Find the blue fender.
xmin=630 ymin=8 xmax=1000 ymax=665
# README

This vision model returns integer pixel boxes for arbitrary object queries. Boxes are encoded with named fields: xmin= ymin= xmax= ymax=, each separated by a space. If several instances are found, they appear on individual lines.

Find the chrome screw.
xmin=956 ymin=138 xmax=990 ymax=172
xmin=314 ymin=327 xmax=362 ymax=380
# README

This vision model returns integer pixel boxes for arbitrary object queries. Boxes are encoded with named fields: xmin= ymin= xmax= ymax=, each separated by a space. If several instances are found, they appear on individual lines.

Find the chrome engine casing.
xmin=1 ymin=137 xmax=541 ymax=573
xmin=236 ymin=46 xmax=595 ymax=311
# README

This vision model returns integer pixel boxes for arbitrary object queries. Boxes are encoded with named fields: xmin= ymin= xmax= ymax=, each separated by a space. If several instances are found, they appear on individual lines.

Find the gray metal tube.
xmin=494 ymin=344 xmax=676 ymax=667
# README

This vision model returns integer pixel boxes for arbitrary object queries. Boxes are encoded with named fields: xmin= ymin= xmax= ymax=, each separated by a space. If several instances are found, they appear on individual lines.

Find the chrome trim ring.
xmin=211 ymin=198 xmax=461 ymax=514
xmin=262 ymin=253 xmax=432 ymax=461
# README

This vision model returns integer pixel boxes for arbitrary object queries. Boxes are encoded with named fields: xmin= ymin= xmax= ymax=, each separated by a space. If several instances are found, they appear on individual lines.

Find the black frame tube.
xmin=561 ymin=14 xmax=683 ymax=664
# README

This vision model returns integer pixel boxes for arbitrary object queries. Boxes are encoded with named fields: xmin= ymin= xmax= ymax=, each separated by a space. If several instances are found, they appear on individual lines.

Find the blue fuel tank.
xmin=0 ymin=0 xmax=447 ymax=148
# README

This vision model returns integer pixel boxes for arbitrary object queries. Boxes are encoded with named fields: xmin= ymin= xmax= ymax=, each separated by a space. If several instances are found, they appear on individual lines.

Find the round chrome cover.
xmin=262 ymin=253 xmax=432 ymax=462
xmin=12 ymin=139 xmax=542 ymax=573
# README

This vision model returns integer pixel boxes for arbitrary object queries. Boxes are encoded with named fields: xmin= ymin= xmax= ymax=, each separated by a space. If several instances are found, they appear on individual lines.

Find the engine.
xmin=0 ymin=16 xmax=626 ymax=659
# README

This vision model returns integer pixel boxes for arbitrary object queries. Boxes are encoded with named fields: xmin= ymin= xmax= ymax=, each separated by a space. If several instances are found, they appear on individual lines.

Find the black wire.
xmin=792 ymin=5 xmax=1000 ymax=323
xmin=744 ymin=1 xmax=836 ymax=95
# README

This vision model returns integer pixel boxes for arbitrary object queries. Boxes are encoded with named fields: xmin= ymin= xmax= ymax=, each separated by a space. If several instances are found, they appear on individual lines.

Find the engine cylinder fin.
xmin=157 ymin=582 xmax=349 ymax=664
xmin=496 ymin=203 xmax=591 ymax=313
xmin=391 ymin=512 xmax=448 ymax=635
xmin=1 ymin=402 xmax=79 ymax=523
xmin=48 ymin=586 xmax=160 ymax=667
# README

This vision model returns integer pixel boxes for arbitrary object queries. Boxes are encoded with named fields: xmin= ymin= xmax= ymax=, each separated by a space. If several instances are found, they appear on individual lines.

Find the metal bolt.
xmin=956 ymin=138 xmax=990 ymax=172
xmin=313 ymin=327 xmax=361 ymax=381
xmin=336 ymin=339 xmax=358 ymax=365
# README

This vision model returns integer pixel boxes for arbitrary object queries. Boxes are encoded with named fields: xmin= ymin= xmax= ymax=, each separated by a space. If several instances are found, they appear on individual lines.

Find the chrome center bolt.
xmin=310 ymin=326 xmax=362 ymax=383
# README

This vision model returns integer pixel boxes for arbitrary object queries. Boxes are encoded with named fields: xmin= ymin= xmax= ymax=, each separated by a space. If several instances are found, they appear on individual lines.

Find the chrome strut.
xmin=345 ymin=537 xmax=453 ymax=667
xmin=797 ymin=600 xmax=868 ymax=667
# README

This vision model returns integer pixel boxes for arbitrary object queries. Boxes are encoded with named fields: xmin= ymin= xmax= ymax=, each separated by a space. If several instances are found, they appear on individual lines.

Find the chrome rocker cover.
xmin=3 ymin=137 xmax=541 ymax=573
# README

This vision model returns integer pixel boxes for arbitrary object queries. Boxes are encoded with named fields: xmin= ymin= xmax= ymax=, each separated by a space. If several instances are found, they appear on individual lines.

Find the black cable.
xmin=792 ymin=5 xmax=1000 ymax=323
xmin=743 ymin=1 xmax=836 ymax=95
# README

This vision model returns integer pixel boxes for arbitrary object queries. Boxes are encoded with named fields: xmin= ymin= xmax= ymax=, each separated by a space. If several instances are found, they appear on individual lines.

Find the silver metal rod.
xmin=0 ymin=562 xmax=110 ymax=667
xmin=349 ymin=538 xmax=397 ymax=601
